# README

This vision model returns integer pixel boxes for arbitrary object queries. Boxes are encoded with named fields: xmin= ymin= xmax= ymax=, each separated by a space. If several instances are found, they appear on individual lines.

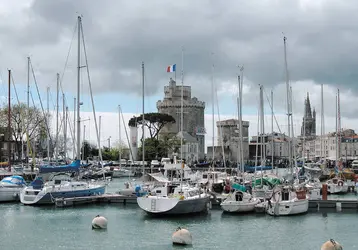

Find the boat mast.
xmin=211 ymin=53 xmax=214 ymax=171
xmin=335 ymin=92 xmax=338 ymax=168
xmin=337 ymin=89 xmax=341 ymax=165
xmin=64 ymin=106 xmax=68 ymax=161
xmin=321 ymin=84 xmax=325 ymax=160
xmin=47 ymin=87 xmax=50 ymax=161
xmin=180 ymin=47 xmax=184 ymax=188
xmin=239 ymin=66 xmax=244 ymax=173
xmin=236 ymin=75 xmax=240 ymax=172
xmin=73 ymin=97 xmax=76 ymax=159
xmin=76 ymin=16 xmax=81 ymax=160
xmin=99 ymin=116 xmax=102 ymax=162
xmin=215 ymin=88 xmax=226 ymax=172
xmin=63 ymin=93 xmax=66 ymax=160
xmin=283 ymin=36 xmax=292 ymax=173
xmin=271 ymin=90 xmax=274 ymax=174
xmin=118 ymin=105 xmax=122 ymax=168
xmin=8 ymin=70 xmax=11 ymax=167
xmin=26 ymin=57 xmax=30 ymax=168
xmin=55 ymin=73 xmax=59 ymax=163
xmin=82 ymin=124 xmax=86 ymax=161
xmin=141 ymin=62 xmax=145 ymax=176
xmin=259 ymin=85 xmax=265 ymax=181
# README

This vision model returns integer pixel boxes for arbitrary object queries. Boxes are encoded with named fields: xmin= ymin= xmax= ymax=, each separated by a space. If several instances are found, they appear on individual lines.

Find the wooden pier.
xmin=55 ymin=194 xmax=137 ymax=208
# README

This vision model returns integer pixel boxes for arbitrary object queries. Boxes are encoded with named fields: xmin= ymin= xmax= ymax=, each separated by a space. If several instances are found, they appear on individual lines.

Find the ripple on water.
xmin=1 ymin=179 xmax=358 ymax=249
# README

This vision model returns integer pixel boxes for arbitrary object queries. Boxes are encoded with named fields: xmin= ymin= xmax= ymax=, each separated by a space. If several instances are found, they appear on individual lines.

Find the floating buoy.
xmin=321 ymin=239 xmax=343 ymax=250
xmin=91 ymin=215 xmax=108 ymax=229
xmin=172 ymin=227 xmax=192 ymax=245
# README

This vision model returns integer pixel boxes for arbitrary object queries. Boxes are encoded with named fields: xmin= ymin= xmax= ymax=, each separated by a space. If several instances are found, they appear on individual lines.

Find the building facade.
xmin=249 ymin=132 xmax=298 ymax=160
xmin=302 ymin=129 xmax=358 ymax=161
xmin=157 ymin=78 xmax=206 ymax=160
xmin=212 ymin=119 xmax=250 ymax=161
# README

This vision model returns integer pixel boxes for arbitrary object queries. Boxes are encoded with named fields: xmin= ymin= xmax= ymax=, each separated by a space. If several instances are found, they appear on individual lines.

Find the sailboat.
xmin=266 ymin=36 xmax=308 ymax=216
xmin=20 ymin=16 xmax=106 ymax=205
xmin=137 ymin=50 xmax=210 ymax=215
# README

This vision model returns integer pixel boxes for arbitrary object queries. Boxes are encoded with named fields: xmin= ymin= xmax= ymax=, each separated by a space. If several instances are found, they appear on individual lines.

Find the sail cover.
xmin=39 ymin=160 xmax=80 ymax=173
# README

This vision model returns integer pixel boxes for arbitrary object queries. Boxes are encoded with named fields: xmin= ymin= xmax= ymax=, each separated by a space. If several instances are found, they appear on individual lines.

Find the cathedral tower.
xmin=301 ymin=93 xmax=316 ymax=138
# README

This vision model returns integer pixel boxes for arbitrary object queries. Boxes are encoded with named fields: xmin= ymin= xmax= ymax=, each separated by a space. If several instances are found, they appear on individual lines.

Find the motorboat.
xmin=220 ymin=190 xmax=260 ymax=213
xmin=137 ymin=184 xmax=210 ymax=215
xmin=266 ymin=186 xmax=308 ymax=216
xmin=0 ymin=176 xmax=27 ymax=202
xmin=20 ymin=173 xmax=105 ymax=205
xmin=326 ymin=178 xmax=348 ymax=194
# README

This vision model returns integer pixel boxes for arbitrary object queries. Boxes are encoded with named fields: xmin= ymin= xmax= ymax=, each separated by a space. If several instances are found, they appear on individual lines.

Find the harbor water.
xmin=0 ymin=179 xmax=357 ymax=250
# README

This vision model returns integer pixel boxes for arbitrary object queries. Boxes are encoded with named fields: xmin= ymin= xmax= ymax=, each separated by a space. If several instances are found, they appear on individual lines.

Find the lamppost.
xmin=108 ymin=136 xmax=111 ymax=150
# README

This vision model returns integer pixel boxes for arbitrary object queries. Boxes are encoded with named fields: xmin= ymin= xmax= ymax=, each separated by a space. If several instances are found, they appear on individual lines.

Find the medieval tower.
xmin=157 ymin=78 xmax=205 ymax=160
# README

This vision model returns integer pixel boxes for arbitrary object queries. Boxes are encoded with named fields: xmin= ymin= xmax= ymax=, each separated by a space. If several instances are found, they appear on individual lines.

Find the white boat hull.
xmin=137 ymin=195 xmax=210 ymax=215
xmin=221 ymin=199 xmax=260 ymax=213
xmin=267 ymin=199 xmax=308 ymax=216
xmin=0 ymin=187 xmax=23 ymax=201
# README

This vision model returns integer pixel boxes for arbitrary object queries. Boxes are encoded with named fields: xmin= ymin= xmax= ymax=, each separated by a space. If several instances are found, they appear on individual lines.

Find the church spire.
xmin=305 ymin=92 xmax=312 ymax=118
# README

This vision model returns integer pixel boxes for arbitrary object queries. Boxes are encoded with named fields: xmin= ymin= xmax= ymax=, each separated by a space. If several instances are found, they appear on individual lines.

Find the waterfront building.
xmin=249 ymin=132 xmax=296 ymax=160
xmin=303 ymin=129 xmax=358 ymax=161
xmin=157 ymin=78 xmax=206 ymax=160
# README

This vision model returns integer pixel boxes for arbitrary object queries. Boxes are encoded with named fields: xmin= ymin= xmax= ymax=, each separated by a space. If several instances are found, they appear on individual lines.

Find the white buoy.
xmin=321 ymin=239 xmax=343 ymax=250
xmin=172 ymin=227 xmax=192 ymax=245
xmin=92 ymin=215 xmax=108 ymax=229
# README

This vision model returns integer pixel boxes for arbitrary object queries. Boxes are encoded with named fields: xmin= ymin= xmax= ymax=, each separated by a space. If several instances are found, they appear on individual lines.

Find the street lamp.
xmin=108 ymin=136 xmax=111 ymax=150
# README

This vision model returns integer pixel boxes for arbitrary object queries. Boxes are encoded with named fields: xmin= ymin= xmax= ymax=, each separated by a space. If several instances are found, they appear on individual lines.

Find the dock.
xmin=55 ymin=194 xmax=137 ymax=207
xmin=309 ymin=199 xmax=358 ymax=211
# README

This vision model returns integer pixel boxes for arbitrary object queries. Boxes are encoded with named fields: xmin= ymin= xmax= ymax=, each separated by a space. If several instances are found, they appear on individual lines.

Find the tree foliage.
xmin=0 ymin=103 xmax=48 ymax=159
xmin=138 ymin=135 xmax=182 ymax=161
xmin=81 ymin=140 xmax=129 ymax=161
xmin=128 ymin=113 xmax=175 ymax=138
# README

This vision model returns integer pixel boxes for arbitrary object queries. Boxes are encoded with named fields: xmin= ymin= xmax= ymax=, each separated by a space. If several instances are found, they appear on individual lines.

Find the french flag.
xmin=167 ymin=64 xmax=176 ymax=73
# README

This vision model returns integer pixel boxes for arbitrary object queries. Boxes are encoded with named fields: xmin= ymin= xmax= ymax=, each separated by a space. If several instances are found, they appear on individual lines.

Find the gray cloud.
xmin=1 ymin=0 xmax=358 ymax=115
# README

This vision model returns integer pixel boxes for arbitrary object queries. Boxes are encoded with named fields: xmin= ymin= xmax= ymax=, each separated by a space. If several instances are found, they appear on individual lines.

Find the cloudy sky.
xmin=1 ymin=0 xmax=358 ymax=155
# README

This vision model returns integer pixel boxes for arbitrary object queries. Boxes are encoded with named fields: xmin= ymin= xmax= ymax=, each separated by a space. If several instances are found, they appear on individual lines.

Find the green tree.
xmin=137 ymin=135 xmax=183 ymax=161
xmin=0 ymin=103 xmax=48 ymax=160
xmin=81 ymin=141 xmax=99 ymax=160
xmin=128 ymin=113 xmax=175 ymax=139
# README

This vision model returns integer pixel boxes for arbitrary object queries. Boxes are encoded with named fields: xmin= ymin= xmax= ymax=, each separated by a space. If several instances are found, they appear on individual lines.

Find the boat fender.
xmin=321 ymin=239 xmax=343 ymax=250
xmin=338 ymin=181 xmax=344 ymax=187
xmin=13 ymin=193 xmax=19 ymax=198
xmin=91 ymin=215 xmax=108 ymax=230
xmin=172 ymin=227 xmax=192 ymax=245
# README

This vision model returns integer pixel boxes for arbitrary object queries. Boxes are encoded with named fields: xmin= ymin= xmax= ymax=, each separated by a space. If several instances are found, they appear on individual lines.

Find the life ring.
xmin=338 ymin=180 xmax=344 ymax=186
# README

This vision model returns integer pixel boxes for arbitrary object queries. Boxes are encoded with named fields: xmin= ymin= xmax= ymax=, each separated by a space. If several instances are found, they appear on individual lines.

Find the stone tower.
xmin=300 ymin=93 xmax=316 ymax=138
xmin=157 ymin=78 xmax=205 ymax=159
